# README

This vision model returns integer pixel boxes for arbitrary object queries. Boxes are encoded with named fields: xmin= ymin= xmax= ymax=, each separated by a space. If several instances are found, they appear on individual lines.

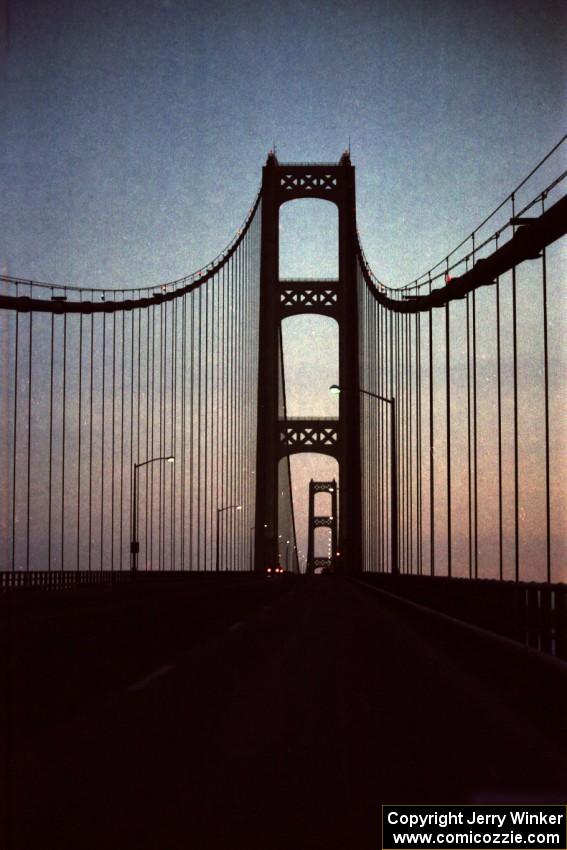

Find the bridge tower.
xmin=306 ymin=480 xmax=338 ymax=574
xmin=254 ymin=152 xmax=363 ymax=573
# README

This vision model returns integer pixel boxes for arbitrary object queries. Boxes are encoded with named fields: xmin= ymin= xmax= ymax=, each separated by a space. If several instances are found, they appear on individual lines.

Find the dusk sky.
xmin=2 ymin=0 xmax=565 ymax=573
xmin=3 ymin=0 xmax=564 ymax=285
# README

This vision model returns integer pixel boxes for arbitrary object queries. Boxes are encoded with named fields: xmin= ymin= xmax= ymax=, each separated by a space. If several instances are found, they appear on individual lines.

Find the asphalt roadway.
xmin=3 ymin=574 xmax=567 ymax=850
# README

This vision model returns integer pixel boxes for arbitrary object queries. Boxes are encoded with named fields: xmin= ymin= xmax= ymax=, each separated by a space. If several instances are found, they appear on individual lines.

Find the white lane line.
xmin=127 ymin=663 xmax=174 ymax=693
xmin=229 ymin=621 xmax=244 ymax=631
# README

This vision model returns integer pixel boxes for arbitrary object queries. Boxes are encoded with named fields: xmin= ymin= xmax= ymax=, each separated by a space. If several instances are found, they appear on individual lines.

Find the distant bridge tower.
xmin=306 ymin=480 xmax=338 ymax=574
xmin=254 ymin=152 xmax=362 ymax=573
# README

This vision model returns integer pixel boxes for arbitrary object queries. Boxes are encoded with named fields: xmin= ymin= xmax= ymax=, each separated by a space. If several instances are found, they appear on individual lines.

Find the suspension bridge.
xmin=2 ymin=141 xmax=567 ymax=850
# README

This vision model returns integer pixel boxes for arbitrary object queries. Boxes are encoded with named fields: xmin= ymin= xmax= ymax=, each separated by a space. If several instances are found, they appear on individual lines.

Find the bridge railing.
xmin=0 ymin=570 xmax=266 ymax=593
xmin=0 ymin=570 xmax=135 ymax=593
xmin=357 ymin=573 xmax=567 ymax=660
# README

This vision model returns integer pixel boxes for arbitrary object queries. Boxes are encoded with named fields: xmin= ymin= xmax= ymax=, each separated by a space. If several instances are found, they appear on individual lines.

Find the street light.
xmin=216 ymin=504 xmax=242 ymax=572
xmin=330 ymin=384 xmax=399 ymax=576
xmin=131 ymin=455 xmax=174 ymax=572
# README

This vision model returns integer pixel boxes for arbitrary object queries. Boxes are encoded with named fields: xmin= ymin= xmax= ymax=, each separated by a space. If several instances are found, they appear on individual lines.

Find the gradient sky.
xmin=2 ymin=0 xmax=565 ymax=571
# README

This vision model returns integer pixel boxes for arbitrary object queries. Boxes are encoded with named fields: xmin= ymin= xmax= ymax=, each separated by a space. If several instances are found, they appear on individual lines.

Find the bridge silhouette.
xmin=2 ymin=142 xmax=567 ymax=850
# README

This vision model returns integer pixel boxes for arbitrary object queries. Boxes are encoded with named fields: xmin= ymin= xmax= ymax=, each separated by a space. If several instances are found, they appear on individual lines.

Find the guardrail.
xmin=0 ymin=570 xmax=258 ymax=593
xmin=359 ymin=573 xmax=567 ymax=660
xmin=0 ymin=571 xmax=137 ymax=593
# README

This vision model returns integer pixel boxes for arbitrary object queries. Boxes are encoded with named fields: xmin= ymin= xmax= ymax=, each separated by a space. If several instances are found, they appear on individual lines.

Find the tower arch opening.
xmin=314 ymin=526 xmax=333 ymax=559
xmin=314 ymin=490 xmax=332 ymax=515
xmin=281 ymin=314 xmax=338 ymax=419
xmin=288 ymin=453 xmax=338 ymax=573
xmin=279 ymin=199 xmax=338 ymax=280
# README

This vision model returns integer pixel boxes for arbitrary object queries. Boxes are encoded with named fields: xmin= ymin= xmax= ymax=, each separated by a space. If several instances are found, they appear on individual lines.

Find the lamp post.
xmin=330 ymin=384 xmax=398 ymax=576
xmin=131 ymin=455 xmax=174 ymax=572
xmin=216 ymin=504 xmax=242 ymax=572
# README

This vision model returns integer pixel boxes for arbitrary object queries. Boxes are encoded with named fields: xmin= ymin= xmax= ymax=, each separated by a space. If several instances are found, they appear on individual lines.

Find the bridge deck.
xmin=5 ymin=576 xmax=567 ymax=850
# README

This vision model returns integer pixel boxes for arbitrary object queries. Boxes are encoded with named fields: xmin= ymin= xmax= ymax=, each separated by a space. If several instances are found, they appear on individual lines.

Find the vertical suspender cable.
xmin=378 ymin=301 xmax=383 ymax=572
xmin=244 ymin=237 xmax=248 ymax=570
xmin=511 ymin=196 xmax=519 ymax=581
xmin=165 ymin=301 xmax=170 ymax=569
xmin=236 ymin=251 xmax=240 ymax=571
xmin=158 ymin=302 xmax=164 ymax=570
xmin=48 ymin=310 xmax=54 ymax=572
xmin=445 ymin=292 xmax=452 ymax=577
xmin=364 ymin=288 xmax=372 ymax=571
xmin=167 ymin=300 xmax=172 ymax=569
xmin=403 ymin=308 xmax=407 ymax=573
xmin=472 ymin=235 xmax=478 ymax=578
xmin=145 ymin=303 xmax=150 ymax=569
xmin=100 ymin=310 xmax=105 ymax=571
xmin=150 ymin=304 xmax=156 ymax=570
xmin=89 ymin=300 xmax=94 ymax=572
xmin=389 ymin=309 xmax=394 ymax=573
xmin=407 ymin=309 xmax=411 ymax=572
xmin=207 ymin=280 xmax=212 ymax=570
xmin=234 ymin=251 xmax=239 ymax=569
xmin=399 ymin=310 xmax=404 ymax=572
xmin=181 ymin=293 xmax=187 ymax=571
xmin=395 ymin=311 xmax=400 ymax=571
xmin=403 ymin=312 xmax=407 ymax=573
xmin=495 ymin=234 xmax=503 ymax=581
xmin=196 ymin=287 xmax=201 ymax=569
xmin=11 ymin=310 xmax=19 ymax=571
xmin=234 ymin=253 xmax=239 ymax=572
xmin=169 ymin=300 xmax=172 ymax=570
xmin=172 ymin=298 xmax=177 ymax=570
xmin=428 ymin=276 xmax=435 ymax=576
xmin=365 ymin=288 xmax=370 ymax=568
xmin=26 ymin=308 xmax=33 ymax=571
xmin=237 ymin=245 xmax=244 ymax=568
xmin=220 ymin=265 xmax=225 ymax=567
xmin=373 ymin=294 xmax=378 ymax=569
xmin=77 ymin=296 xmax=83 ymax=570
xmin=231 ymin=252 xmax=237 ymax=569
xmin=205 ymin=277 xmax=210 ymax=570
xmin=229 ymin=253 xmax=235 ymax=570
xmin=242 ymin=245 xmax=247 ymax=567
xmin=111 ymin=309 xmax=116 ymax=571
xmin=214 ymin=267 xmax=220 ymax=571
xmin=120 ymin=302 xmax=127 ymax=570
xmin=189 ymin=291 xmax=195 ymax=570
xmin=366 ymin=288 xmax=369 ymax=569
xmin=466 ymin=287 xmax=472 ymax=579
xmin=400 ymin=311 xmax=405 ymax=572
xmin=386 ymin=300 xmax=390 ymax=573
xmin=136 ymin=305 xmax=142 ymax=570
xmin=60 ymin=313 xmax=66 ymax=571
xmin=129 ymin=304 xmax=135 ymax=570
xmin=541 ymin=196 xmax=551 ymax=583
xmin=416 ymin=299 xmax=422 ymax=575
xmin=408 ymin=309 xmax=413 ymax=573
